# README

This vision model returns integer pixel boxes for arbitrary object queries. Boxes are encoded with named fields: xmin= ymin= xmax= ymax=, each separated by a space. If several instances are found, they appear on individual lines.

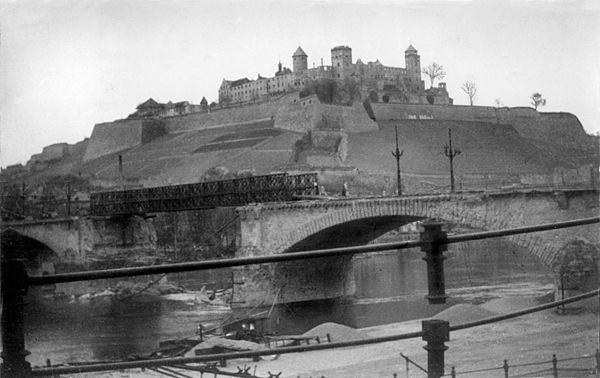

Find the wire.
xmin=117 ymin=274 xmax=168 ymax=302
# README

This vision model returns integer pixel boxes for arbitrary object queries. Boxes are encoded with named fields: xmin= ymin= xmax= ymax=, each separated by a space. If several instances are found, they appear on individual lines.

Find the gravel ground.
xmin=234 ymin=297 xmax=599 ymax=378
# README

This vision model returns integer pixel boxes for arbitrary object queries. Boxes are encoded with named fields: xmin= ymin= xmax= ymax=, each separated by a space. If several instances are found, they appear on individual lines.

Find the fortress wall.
xmin=163 ymin=93 xmax=376 ymax=135
xmin=273 ymin=100 xmax=319 ymax=132
xmin=164 ymin=93 xmax=301 ymax=133
xmin=372 ymin=103 xmax=498 ymax=122
xmin=516 ymin=113 xmax=594 ymax=149
xmin=318 ymin=101 xmax=379 ymax=133
xmin=83 ymin=119 xmax=144 ymax=162
xmin=372 ymin=103 xmax=594 ymax=150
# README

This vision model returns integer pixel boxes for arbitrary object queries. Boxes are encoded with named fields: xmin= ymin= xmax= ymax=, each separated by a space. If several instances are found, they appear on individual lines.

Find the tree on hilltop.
xmin=461 ymin=81 xmax=477 ymax=106
xmin=422 ymin=63 xmax=446 ymax=88
xmin=530 ymin=93 xmax=546 ymax=110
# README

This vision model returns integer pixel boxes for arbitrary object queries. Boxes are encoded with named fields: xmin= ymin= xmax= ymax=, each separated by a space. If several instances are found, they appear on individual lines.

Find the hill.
xmin=2 ymin=95 xmax=597 ymax=198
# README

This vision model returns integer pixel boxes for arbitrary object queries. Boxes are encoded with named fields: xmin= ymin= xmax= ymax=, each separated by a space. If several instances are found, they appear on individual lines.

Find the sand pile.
xmin=431 ymin=304 xmax=498 ymax=325
xmin=481 ymin=296 xmax=548 ymax=314
xmin=302 ymin=322 xmax=364 ymax=342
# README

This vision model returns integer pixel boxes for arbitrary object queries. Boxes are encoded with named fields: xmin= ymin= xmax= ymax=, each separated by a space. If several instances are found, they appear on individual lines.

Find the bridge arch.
xmin=274 ymin=197 xmax=560 ymax=269
xmin=1 ymin=228 xmax=58 ymax=276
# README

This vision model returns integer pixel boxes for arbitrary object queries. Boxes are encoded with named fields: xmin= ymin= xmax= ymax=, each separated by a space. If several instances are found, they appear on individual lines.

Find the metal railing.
xmin=1 ymin=216 xmax=598 ymax=377
xmin=444 ymin=351 xmax=600 ymax=377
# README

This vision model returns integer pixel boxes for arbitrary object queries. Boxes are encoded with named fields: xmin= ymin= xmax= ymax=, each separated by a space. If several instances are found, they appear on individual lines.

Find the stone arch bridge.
xmin=233 ymin=189 xmax=599 ymax=307
xmin=2 ymin=189 xmax=598 ymax=306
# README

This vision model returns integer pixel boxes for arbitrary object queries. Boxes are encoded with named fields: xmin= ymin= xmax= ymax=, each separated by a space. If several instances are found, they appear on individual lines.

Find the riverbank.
xmin=66 ymin=294 xmax=598 ymax=377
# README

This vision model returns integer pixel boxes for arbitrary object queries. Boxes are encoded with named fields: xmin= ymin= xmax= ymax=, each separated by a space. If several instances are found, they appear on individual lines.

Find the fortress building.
xmin=218 ymin=44 xmax=453 ymax=106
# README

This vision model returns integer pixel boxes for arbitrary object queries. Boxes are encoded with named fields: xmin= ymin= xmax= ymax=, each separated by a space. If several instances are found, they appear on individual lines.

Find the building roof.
xmin=230 ymin=78 xmax=251 ymax=87
xmin=405 ymin=44 xmax=418 ymax=53
xmin=293 ymin=46 xmax=307 ymax=57
xmin=137 ymin=98 xmax=162 ymax=109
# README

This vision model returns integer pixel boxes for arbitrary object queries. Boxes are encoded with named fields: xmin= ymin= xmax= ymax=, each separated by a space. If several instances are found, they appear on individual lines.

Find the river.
xmin=18 ymin=237 xmax=553 ymax=367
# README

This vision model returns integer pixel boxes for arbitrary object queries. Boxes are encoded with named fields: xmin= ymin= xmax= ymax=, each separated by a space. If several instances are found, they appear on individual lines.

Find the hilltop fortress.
xmin=218 ymin=44 xmax=452 ymax=106
xmin=4 ymin=43 xmax=597 ymax=195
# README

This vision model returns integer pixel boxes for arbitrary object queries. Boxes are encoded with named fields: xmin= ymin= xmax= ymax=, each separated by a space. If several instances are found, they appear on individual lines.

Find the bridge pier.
xmin=232 ymin=257 xmax=356 ymax=308
xmin=553 ymin=239 xmax=599 ymax=312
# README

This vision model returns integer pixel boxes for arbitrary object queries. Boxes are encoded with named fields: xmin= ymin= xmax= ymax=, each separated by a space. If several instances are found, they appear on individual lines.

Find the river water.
xmin=18 ymin=237 xmax=553 ymax=367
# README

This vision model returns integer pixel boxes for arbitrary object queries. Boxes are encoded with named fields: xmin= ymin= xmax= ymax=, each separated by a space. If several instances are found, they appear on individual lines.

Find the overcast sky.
xmin=1 ymin=0 xmax=599 ymax=167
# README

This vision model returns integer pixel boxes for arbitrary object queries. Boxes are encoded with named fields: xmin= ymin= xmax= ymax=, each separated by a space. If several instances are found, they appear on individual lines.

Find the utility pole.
xmin=391 ymin=125 xmax=404 ymax=196
xmin=443 ymin=128 xmax=461 ymax=193
xmin=118 ymin=155 xmax=125 ymax=191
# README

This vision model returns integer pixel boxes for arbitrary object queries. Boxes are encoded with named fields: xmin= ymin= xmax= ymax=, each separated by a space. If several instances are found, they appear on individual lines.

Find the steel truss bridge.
xmin=90 ymin=173 xmax=318 ymax=216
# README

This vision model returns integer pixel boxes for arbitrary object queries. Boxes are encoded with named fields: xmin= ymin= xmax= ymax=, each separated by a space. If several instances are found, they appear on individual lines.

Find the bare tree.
xmin=530 ymin=93 xmax=546 ymax=110
xmin=461 ymin=81 xmax=477 ymax=106
xmin=422 ymin=63 xmax=446 ymax=88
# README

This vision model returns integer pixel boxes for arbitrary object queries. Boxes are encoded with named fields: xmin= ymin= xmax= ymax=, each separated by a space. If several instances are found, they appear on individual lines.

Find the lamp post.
xmin=391 ymin=125 xmax=404 ymax=196
xmin=443 ymin=128 xmax=461 ymax=193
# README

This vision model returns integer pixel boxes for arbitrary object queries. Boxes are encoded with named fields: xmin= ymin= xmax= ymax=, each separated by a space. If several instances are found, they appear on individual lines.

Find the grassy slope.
xmin=347 ymin=120 xmax=574 ymax=176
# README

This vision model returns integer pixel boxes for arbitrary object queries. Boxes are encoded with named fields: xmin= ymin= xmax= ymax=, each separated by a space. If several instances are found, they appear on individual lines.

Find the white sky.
xmin=1 ymin=0 xmax=599 ymax=167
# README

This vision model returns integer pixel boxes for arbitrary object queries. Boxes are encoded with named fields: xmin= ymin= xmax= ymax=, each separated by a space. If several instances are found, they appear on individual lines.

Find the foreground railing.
xmin=1 ymin=216 xmax=598 ymax=377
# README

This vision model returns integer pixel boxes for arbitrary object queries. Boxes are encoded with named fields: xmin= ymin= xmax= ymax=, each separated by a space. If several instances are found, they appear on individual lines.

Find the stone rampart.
xmin=163 ymin=93 xmax=376 ymax=135
xmin=372 ymin=104 xmax=594 ymax=150
xmin=317 ymin=101 xmax=379 ymax=133
xmin=84 ymin=119 xmax=145 ymax=162
xmin=372 ymin=103 xmax=499 ymax=122
xmin=84 ymin=94 xmax=380 ymax=163
xmin=163 ymin=93 xmax=302 ymax=133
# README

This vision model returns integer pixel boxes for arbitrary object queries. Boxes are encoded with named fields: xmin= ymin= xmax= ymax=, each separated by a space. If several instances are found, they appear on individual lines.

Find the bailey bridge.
xmin=2 ymin=188 xmax=598 ymax=307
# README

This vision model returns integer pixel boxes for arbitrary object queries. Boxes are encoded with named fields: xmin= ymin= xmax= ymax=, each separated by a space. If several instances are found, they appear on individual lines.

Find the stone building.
xmin=128 ymin=98 xmax=204 ymax=119
xmin=218 ymin=44 xmax=453 ymax=106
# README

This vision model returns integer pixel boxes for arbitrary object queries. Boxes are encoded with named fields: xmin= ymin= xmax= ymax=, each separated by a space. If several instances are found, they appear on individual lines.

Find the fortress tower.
xmin=331 ymin=45 xmax=353 ymax=79
xmin=292 ymin=46 xmax=308 ymax=73
xmin=404 ymin=44 xmax=422 ymax=89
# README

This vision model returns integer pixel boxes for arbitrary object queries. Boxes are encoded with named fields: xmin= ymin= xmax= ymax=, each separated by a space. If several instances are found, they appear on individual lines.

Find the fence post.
xmin=552 ymin=354 xmax=558 ymax=378
xmin=503 ymin=359 xmax=509 ymax=378
xmin=1 ymin=258 xmax=31 ymax=377
xmin=451 ymin=366 xmax=456 ymax=378
xmin=420 ymin=222 xmax=448 ymax=304
xmin=422 ymin=319 xmax=449 ymax=378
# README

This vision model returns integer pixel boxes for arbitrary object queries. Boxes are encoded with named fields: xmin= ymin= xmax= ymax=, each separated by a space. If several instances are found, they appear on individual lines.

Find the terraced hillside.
xmin=7 ymin=99 xmax=598 ymax=196
xmin=82 ymin=119 xmax=303 ymax=187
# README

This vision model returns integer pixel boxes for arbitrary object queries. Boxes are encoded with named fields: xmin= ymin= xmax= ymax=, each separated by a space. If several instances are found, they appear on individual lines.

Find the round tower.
xmin=404 ymin=44 xmax=422 ymax=88
xmin=293 ymin=46 xmax=308 ymax=73
xmin=331 ymin=45 xmax=352 ymax=79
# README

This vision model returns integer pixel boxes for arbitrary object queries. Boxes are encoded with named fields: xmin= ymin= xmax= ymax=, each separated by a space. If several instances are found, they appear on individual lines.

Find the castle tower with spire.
xmin=404 ymin=44 xmax=422 ymax=90
xmin=293 ymin=46 xmax=308 ymax=73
